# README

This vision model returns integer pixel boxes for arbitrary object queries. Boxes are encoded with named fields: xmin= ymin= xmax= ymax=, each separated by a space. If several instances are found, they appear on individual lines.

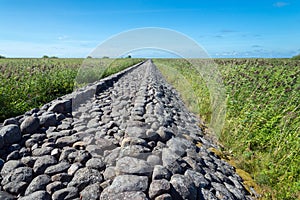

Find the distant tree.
xmin=0 ymin=55 xmax=5 ymax=59
xmin=127 ymin=55 xmax=132 ymax=58
xmin=102 ymin=56 xmax=109 ymax=59
xmin=50 ymin=56 xmax=58 ymax=59
xmin=42 ymin=55 xmax=49 ymax=59
xmin=87 ymin=56 xmax=93 ymax=59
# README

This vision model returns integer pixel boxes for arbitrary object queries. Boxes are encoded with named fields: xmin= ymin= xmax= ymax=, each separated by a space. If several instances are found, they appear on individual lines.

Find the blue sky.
xmin=0 ymin=0 xmax=299 ymax=58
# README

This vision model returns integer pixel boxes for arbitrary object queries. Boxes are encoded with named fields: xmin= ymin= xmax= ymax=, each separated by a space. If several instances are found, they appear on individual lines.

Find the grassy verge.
xmin=75 ymin=58 xmax=144 ymax=87
xmin=154 ymin=58 xmax=300 ymax=199
xmin=0 ymin=58 xmax=143 ymax=121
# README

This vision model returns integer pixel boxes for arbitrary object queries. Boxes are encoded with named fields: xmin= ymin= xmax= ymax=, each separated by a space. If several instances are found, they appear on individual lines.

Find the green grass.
xmin=154 ymin=58 xmax=300 ymax=200
xmin=75 ymin=58 xmax=144 ymax=87
xmin=0 ymin=58 xmax=143 ymax=122
xmin=0 ymin=58 xmax=81 ymax=121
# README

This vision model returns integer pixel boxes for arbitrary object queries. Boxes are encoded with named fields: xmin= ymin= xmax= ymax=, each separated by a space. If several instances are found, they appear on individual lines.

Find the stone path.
xmin=0 ymin=60 xmax=254 ymax=199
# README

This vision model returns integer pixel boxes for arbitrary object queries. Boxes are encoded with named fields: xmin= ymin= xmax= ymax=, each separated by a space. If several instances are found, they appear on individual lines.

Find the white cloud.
xmin=58 ymin=35 xmax=69 ymax=40
xmin=56 ymin=36 xmax=98 ymax=48
xmin=273 ymin=2 xmax=289 ymax=7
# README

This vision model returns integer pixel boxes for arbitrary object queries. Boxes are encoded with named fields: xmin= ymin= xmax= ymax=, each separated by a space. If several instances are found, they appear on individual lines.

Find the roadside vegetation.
xmin=154 ymin=58 xmax=300 ymax=200
xmin=0 ymin=58 xmax=143 ymax=122
xmin=74 ymin=57 xmax=144 ymax=87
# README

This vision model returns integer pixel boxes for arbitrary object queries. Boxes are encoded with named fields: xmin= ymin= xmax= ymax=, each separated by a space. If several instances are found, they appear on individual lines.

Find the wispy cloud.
xmin=56 ymin=36 xmax=98 ymax=48
xmin=273 ymin=2 xmax=290 ymax=7
xmin=58 ymin=35 xmax=69 ymax=40
xmin=220 ymin=29 xmax=237 ymax=33
xmin=252 ymin=45 xmax=262 ymax=48
xmin=215 ymin=35 xmax=223 ymax=38
xmin=210 ymin=30 xmax=237 ymax=39
xmin=215 ymin=51 xmax=238 ymax=57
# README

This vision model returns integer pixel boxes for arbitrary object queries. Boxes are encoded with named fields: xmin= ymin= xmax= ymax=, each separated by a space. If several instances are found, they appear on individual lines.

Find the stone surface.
xmin=211 ymin=182 xmax=236 ymax=199
xmin=32 ymin=147 xmax=53 ymax=156
xmin=56 ymin=136 xmax=80 ymax=148
xmin=46 ymin=181 xmax=64 ymax=194
xmin=20 ymin=116 xmax=40 ymax=134
xmin=0 ymin=125 xmax=22 ymax=145
xmin=184 ymin=169 xmax=209 ymax=188
xmin=3 ymin=181 xmax=27 ymax=194
xmin=157 ymin=127 xmax=173 ymax=142
xmin=44 ymin=161 xmax=70 ymax=175
xmin=0 ymin=135 xmax=4 ymax=149
xmin=147 ymin=155 xmax=161 ymax=166
xmin=162 ymin=148 xmax=183 ymax=174
xmin=86 ymin=157 xmax=105 ymax=171
xmin=100 ymin=191 xmax=148 ymax=200
xmin=19 ymin=191 xmax=51 ymax=200
xmin=1 ymin=160 xmax=23 ymax=177
xmin=103 ymin=166 xmax=116 ymax=180
xmin=10 ymin=166 xmax=33 ymax=183
xmin=52 ymin=187 xmax=78 ymax=200
xmin=3 ymin=118 xmax=19 ymax=126
xmin=51 ymin=173 xmax=72 ymax=182
xmin=80 ymin=183 xmax=102 ymax=200
xmin=149 ymin=179 xmax=171 ymax=199
xmin=121 ymin=137 xmax=148 ymax=147
xmin=155 ymin=194 xmax=172 ymax=200
xmin=24 ymin=174 xmax=51 ymax=195
xmin=68 ymin=162 xmax=82 ymax=176
xmin=48 ymin=99 xmax=71 ymax=114
xmin=116 ymin=156 xmax=153 ymax=177
xmin=167 ymin=136 xmax=194 ymax=157
xmin=0 ymin=191 xmax=16 ymax=200
xmin=39 ymin=113 xmax=57 ymax=128
xmin=33 ymin=155 xmax=57 ymax=174
xmin=152 ymin=165 xmax=171 ymax=180
xmin=100 ymin=175 xmax=148 ymax=198
xmin=170 ymin=174 xmax=197 ymax=200
xmin=68 ymin=167 xmax=103 ymax=191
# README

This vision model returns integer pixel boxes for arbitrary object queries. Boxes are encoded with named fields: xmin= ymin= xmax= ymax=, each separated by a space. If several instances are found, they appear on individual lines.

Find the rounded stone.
xmin=24 ymin=174 xmax=51 ymax=195
xmin=0 ymin=125 xmax=22 ymax=145
xmin=116 ymin=156 xmax=153 ymax=177
xmin=68 ymin=167 xmax=103 ymax=191
xmin=19 ymin=191 xmax=51 ymax=200
xmin=20 ymin=116 xmax=40 ymax=134
xmin=52 ymin=187 xmax=79 ymax=200
xmin=149 ymin=179 xmax=171 ymax=199
xmin=86 ymin=158 xmax=106 ymax=171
